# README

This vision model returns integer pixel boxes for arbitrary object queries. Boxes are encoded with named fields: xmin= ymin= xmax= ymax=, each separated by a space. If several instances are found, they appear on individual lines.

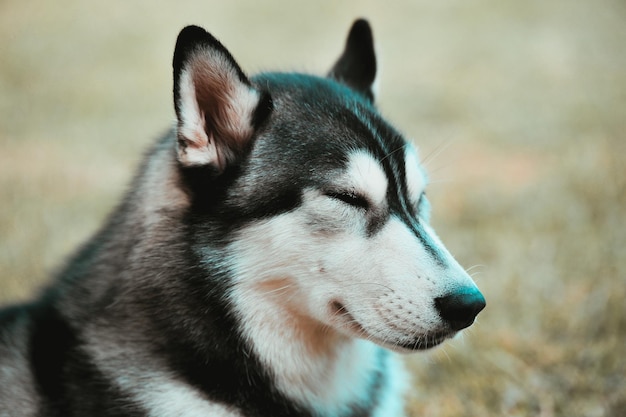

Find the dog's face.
xmin=173 ymin=22 xmax=485 ymax=353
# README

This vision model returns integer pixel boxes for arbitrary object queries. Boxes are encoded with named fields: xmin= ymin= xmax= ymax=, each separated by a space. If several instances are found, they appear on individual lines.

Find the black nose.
xmin=435 ymin=288 xmax=486 ymax=331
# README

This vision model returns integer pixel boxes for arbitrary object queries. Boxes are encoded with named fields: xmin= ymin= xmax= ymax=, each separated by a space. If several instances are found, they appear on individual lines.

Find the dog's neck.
xmin=228 ymin=276 xmax=401 ymax=416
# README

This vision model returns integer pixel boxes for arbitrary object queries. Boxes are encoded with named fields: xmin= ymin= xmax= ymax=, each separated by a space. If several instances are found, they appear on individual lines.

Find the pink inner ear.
xmin=176 ymin=51 xmax=260 ymax=171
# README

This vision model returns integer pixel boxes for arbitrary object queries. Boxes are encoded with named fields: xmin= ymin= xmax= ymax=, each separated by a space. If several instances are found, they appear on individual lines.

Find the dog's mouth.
xmin=330 ymin=300 xmax=369 ymax=336
xmin=394 ymin=331 xmax=451 ymax=351
xmin=329 ymin=300 xmax=453 ymax=352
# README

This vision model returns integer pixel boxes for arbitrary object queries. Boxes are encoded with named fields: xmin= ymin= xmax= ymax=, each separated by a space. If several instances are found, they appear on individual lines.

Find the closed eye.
xmin=324 ymin=190 xmax=369 ymax=210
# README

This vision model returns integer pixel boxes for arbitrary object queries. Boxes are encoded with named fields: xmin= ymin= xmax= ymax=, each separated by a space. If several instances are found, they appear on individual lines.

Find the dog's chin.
xmin=381 ymin=331 xmax=454 ymax=353
xmin=329 ymin=301 xmax=455 ymax=353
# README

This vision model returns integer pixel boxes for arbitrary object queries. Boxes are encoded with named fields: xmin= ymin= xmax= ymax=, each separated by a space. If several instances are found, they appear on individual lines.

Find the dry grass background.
xmin=1 ymin=0 xmax=625 ymax=415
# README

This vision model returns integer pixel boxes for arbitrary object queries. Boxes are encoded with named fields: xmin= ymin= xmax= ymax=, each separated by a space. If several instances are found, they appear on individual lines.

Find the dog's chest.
xmin=134 ymin=360 xmax=407 ymax=417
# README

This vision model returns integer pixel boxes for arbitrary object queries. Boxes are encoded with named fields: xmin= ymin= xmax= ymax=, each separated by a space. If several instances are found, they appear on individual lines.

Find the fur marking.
xmin=0 ymin=19 xmax=484 ymax=417
xmin=343 ymin=151 xmax=388 ymax=206
xmin=403 ymin=145 xmax=426 ymax=205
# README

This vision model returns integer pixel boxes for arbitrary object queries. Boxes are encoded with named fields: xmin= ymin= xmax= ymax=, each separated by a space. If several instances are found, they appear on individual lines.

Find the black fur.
xmin=0 ymin=19 xmax=461 ymax=417
xmin=329 ymin=18 xmax=377 ymax=101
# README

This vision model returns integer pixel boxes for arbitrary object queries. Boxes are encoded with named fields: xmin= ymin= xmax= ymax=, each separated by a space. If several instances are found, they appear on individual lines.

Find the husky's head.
xmin=172 ymin=20 xmax=485 ymax=353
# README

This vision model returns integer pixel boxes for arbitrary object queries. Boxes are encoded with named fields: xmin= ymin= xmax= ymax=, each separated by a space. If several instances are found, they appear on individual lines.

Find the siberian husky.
xmin=0 ymin=19 xmax=485 ymax=417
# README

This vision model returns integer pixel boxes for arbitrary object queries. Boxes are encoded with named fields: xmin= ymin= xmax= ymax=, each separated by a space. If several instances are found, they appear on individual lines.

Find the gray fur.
xmin=0 ymin=20 xmax=484 ymax=417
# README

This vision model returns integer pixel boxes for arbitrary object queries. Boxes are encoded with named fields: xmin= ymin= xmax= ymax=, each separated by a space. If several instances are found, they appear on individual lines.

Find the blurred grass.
xmin=1 ymin=0 xmax=625 ymax=416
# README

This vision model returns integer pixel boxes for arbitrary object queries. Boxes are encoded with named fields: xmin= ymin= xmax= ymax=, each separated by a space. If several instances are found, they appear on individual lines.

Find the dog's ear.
xmin=328 ymin=19 xmax=377 ymax=102
xmin=173 ymin=26 xmax=272 ymax=172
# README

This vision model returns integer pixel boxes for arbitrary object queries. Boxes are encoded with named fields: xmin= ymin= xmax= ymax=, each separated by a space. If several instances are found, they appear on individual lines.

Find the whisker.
xmin=333 ymin=281 xmax=396 ymax=293
xmin=260 ymin=284 xmax=294 ymax=295
xmin=465 ymin=264 xmax=485 ymax=274
xmin=421 ymin=139 xmax=452 ymax=168
xmin=379 ymin=145 xmax=405 ymax=163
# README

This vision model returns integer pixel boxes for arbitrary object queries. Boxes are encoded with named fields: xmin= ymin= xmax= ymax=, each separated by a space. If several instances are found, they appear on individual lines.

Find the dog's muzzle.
xmin=434 ymin=287 xmax=486 ymax=331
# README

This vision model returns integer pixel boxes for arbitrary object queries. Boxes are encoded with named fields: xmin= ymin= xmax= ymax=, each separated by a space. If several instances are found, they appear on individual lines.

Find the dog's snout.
xmin=435 ymin=288 xmax=486 ymax=331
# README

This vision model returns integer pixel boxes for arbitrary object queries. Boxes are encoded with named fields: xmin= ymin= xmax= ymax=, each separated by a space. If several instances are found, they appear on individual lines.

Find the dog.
xmin=0 ymin=19 xmax=485 ymax=417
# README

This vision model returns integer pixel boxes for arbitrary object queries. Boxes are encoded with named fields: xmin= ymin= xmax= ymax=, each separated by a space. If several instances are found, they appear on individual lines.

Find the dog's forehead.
xmin=256 ymin=75 xmax=397 ymax=151
xmin=247 ymin=73 xmax=428 ymax=198
xmin=222 ymin=73 xmax=434 ymax=226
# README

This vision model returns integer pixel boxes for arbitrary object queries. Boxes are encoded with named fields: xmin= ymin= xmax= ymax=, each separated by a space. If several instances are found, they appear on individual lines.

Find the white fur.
xmin=177 ymin=68 xmax=213 ymax=167
xmin=82 ymin=336 xmax=243 ymax=417
xmin=227 ymin=211 xmax=396 ymax=415
xmin=136 ymin=376 xmax=244 ymax=417
xmin=225 ymin=150 xmax=479 ymax=414
xmin=176 ymin=52 xmax=260 ymax=170
xmin=373 ymin=356 xmax=410 ymax=417
xmin=403 ymin=145 xmax=426 ymax=204
xmin=341 ymin=151 xmax=388 ymax=205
